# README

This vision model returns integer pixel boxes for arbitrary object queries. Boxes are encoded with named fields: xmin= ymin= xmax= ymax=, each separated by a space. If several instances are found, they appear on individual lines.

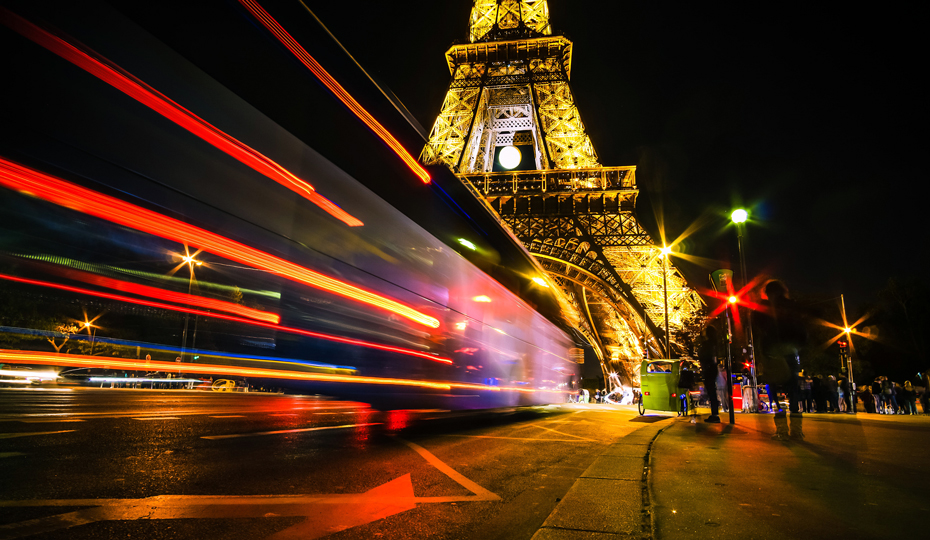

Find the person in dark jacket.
xmin=919 ymin=372 xmax=930 ymax=415
xmin=697 ymin=325 xmax=721 ymax=423
xmin=756 ymin=280 xmax=808 ymax=440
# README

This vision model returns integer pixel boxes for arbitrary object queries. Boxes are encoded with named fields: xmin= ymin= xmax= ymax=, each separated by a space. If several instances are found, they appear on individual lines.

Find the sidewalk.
xmin=532 ymin=410 xmax=929 ymax=540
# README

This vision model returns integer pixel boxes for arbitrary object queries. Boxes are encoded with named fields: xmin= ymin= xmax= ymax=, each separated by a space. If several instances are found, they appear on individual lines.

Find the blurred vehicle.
xmin=0 ymin=0 xmax=579 ymax=410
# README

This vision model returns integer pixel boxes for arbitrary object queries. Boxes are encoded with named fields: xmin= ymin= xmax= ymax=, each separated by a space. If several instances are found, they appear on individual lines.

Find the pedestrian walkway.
xmin=532 ymin=409 xmax=929 ymax=540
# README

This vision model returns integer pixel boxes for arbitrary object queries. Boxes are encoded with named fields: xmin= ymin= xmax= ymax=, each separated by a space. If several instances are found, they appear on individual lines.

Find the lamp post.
xmin=179 ymin=254 xmax=202 ymax=362
xmin=660 ymin=245 xmax=672 ymax=358
xmin=83 ymin=321 xmax=97 ymax=356
xmin=730 ymin=209 xmax=760 ymax=412
xmin=841 ymin=294 xmax=857 ymax=413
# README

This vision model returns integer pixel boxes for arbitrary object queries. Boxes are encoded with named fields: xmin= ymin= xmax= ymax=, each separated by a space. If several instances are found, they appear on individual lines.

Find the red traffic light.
xmin=838 ymin=340 xmax=848 ymax=348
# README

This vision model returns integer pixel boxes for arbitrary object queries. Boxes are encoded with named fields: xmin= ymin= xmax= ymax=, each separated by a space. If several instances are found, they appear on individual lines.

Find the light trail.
xmin=0 ymin=158 xmax=440 ymax=329
xmin=46 ymin=265 xmax=280 ymax=324
xmin=0 ymin=6 xmax=362 ymax=227
xmin=238 ymin=0 xmax=431 ymax=184
xmin=0 ymin=349 xmax=569 ymax=397
xmin=0 ymin=273 xmax=451 ymax=365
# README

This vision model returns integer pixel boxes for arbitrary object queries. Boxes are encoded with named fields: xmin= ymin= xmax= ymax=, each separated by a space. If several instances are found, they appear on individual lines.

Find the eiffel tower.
xmin=420 ymin=0 xmax=703 ymax=384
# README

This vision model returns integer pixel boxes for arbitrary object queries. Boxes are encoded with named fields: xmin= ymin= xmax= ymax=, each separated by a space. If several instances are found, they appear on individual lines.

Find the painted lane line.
xmin=0 ymin=452 xmax=27 ymax=458
xmin=393 ymin=437 xmax=501 ymax=501
xmin=132 ymin=417 xmax=181 ymax=421
xmin=202 ymin=422 xmax=382 ymax=440
xmin=524 ymin=423 xmax=598 ymax=441
xmin=0 ymin=430 xmax=76 ymax=439
xmin=444 ymin=435 xmax=595 ymax=442
xmin=208 ymin=415 xmax=245 ymax=418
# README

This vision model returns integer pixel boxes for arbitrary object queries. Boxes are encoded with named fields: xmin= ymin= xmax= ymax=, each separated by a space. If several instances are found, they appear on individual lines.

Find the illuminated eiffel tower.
xmin=421 ymin=0 xmax=703 ymax=384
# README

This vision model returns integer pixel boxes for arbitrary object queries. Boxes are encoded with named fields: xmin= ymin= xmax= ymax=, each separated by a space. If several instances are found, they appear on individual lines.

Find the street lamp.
xmin=730 ymin=208 xmax=759 ymax=412
xmin=660 ymin=245 xmax=673 ymax=358
xmin=83 ymin=321 xmax=97 ymax=356
xmin=179 ymin=253 xmax=202 ymax=362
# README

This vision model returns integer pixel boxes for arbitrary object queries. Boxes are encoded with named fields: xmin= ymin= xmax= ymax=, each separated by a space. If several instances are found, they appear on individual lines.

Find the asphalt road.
xmin=0 ymin=388 xmax=656 ymax=540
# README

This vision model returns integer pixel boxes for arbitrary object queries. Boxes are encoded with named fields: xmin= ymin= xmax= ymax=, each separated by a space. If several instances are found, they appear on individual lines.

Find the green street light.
xmin=730 ymin=208 xmax=748 ymax=224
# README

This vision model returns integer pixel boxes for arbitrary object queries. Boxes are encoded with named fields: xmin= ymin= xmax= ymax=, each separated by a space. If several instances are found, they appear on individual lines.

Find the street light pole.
xmin=179 ymin=254 xmax=201 ymax=362
xmin=660 ymin=245 xmax=672 ymax=358
xmin=841 ymin=294 xmax=857 ymax=413
xmin=731 ymin=209 xmax=759 ymax=412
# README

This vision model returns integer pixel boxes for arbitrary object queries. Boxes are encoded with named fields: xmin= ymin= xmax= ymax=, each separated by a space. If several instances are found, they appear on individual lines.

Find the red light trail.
xmin=0 ymin=272 xmax=451 ymax=364
xmin=237 ymin=0 xmax=431 ymax=184
xmin=45 ymin=266 xmax=280 ymax=324
xmin=0 ymin=6 xmax=363 ymax=227
xmin=0 ymin=158 xmax=440 ymax=328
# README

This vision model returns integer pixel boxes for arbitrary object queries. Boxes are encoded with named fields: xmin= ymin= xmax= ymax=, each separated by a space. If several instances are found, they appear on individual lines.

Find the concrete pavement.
xmin=532 ymin=408 xmax=929 ymax=540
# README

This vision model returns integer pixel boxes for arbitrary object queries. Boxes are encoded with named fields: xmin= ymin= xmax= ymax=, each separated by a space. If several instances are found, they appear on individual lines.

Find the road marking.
xmin=208 ymin=415 xmax=245 ymax=418
xmin=201 ymin=422 xmax=382 ymax=440
xmin=524 ymin=423 xmax=597 ymax=441
xmin=132 ymin=417 xmax=180 ymax=421
xmin=394 ymin=437 xmax=500 ymax=501
xmin=0 ymin=476 xmax=418 ymax=540
xmin=0 ymin=452 xmax=26 ymax=458
xmin=0 ymin=430 xmax=76 ymax=439
xmin=446 ymin=434 xmax=594 ymax=442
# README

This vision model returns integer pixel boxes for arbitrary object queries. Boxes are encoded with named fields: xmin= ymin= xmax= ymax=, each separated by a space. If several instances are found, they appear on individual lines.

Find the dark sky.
xmin=306 ymin=0 xmax=923 ymax=311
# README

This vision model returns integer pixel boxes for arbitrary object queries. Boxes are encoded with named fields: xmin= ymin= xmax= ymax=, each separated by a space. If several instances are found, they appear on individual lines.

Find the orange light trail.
xmin=0 ymin=158 xmax=440 ymax=329
xmin=0 ymin=350 xmax=452 ymax=389
xmin=0 ymin=272 xmax=451 ymax=364
xmin=0 ymin=350 xmax=569 ymax=396
xmin=0 ymin=7 xmax=363 ymax=227
xmin=237 ymin=0 xmax=431 ymax=184
xmin=48 ymin=265 xmax=280 ymax=324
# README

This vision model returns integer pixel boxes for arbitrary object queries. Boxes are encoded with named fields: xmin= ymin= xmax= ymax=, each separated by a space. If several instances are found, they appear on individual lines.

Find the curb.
xmin=530 ymin=416 xmax=676 ymax=539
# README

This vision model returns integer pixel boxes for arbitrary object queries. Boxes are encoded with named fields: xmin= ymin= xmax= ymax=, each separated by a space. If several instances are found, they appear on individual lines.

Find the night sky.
xmin=306 ymin=1 xmax=922 ymax=313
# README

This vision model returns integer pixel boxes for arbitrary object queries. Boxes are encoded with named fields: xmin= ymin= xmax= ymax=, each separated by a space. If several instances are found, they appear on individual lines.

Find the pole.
xmin=662 ymin=253 xmax=670 ymax=358
xmin=724 ymin=303 xmax=736 ymax=424
xmin=180 ymin=267 xmax=192 ymax=362
xmin=841 ymin=294 xmax=857 ymax=413
xmin=736 ymin=223 xmax=760 ymax=411
xmin=89 ymin=327 xmax=96 ymax=356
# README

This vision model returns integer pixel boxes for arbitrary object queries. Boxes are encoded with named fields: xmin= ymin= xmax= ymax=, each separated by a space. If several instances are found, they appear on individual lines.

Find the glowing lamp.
xmin=728 ymin=296 xmax=738 ymax=304
xmin=472 ymin=295 xmax=492 ymax=303
xmin=498 ymin=146 xmax=521 ymax=170
xmin=660 ymin=245 xmax=672 ymax=257
xmin=844 ymin=327 xmax=852 ymax=334
xmin=531 ymin=277 xmax=549 ymax=287
xmin=731 ymin=209 xmax=748 ymax=224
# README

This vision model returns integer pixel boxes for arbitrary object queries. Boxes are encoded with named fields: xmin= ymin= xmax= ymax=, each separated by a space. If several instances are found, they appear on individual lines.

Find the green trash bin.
xmin=638 ymin=359 xmax=687 ymax=415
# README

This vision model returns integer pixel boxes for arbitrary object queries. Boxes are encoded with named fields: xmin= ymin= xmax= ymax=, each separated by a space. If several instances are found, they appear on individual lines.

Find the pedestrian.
xmin=826 ymin=375 xmax=839 ymax=413
xmin=716 ymin=361 xmax=729 ymax=413
xmin=919 ymin=372 xmax=930 ymax=415
xmin=871 ymin=378 xmax=883 ymax=414
xmin=755 ymin=280 xmax=808 ymax=440
xmin=837 ymin=376 xmax=847 ymax=412
xmin=902 ymin=381 xmax=917 ymax=415
xmin=697 ymin=325 xmax=721 ymax=423
xmin=799 ymin=371 xmax=813 ymax=412
xmin=881 ymin=377 xmax=897 ymax=414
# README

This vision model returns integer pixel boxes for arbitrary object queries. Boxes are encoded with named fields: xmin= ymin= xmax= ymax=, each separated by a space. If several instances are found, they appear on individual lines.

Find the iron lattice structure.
xmin=421 ymin=0 xmax=703 ymax=384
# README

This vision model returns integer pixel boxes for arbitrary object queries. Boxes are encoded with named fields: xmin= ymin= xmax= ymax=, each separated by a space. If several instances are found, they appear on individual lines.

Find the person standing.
xmin=919 ymin=372 xmax=930 ymax=415
xmin=755 ymin=280 xmax=808 ymax=440
xmin=902 ymin=381 xmax=917 ymax=415
xmin=799 ymin=372 xmax=813 ymax=413
xmin=716 ymin=361 xmax=729 ymax=414
xmin=871 ymin=378 xmax=884 ymax=414
xmin=826 ymin=375 xmax=839 ymax=413
xmin=697 ymin=325 xmax=721 ymax=423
